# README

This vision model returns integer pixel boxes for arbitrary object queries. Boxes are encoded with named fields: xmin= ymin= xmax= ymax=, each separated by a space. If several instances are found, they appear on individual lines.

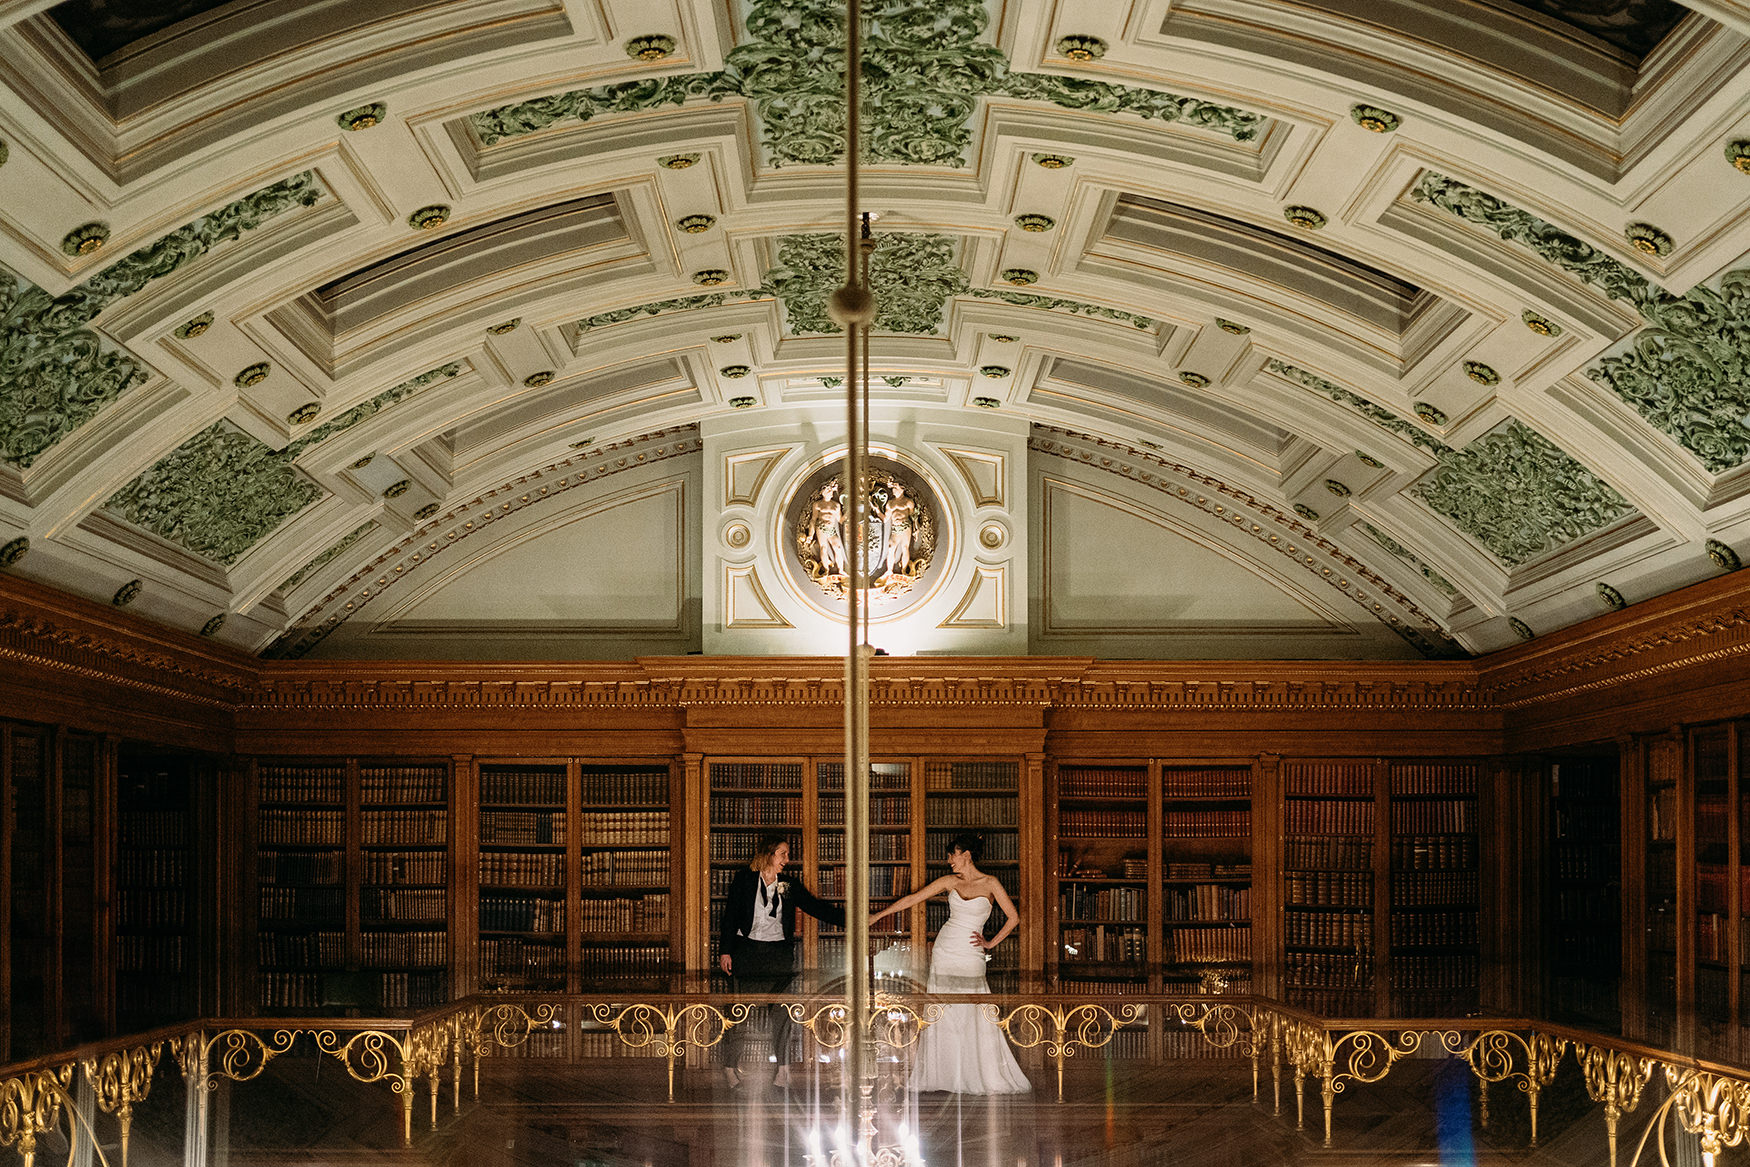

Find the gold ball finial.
xmin=828 ymin=285 xmax=877 ymax=327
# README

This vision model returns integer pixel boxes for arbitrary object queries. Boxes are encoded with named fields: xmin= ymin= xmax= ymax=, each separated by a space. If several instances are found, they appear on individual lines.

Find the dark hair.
xmin=947 ymin=832 xmax=984 ymax=862
xmin=749 ymin=834 xmax=790 ymax=871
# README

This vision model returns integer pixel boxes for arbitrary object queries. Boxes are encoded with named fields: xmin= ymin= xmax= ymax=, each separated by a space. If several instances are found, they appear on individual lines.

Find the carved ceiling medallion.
xmin=781 ymin=455 xmax=947 ymax=619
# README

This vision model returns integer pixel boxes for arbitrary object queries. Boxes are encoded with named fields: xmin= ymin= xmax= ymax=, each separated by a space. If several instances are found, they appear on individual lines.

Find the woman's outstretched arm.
xmin=976 ymin=882 xmax=1021 ymax=950
xmin=871 ymin=875 xmax=956 ymax=923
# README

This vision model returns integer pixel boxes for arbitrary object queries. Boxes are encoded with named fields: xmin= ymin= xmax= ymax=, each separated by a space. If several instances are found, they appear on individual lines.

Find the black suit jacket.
xmin=718 ymin=868 xmax=844 ymax=960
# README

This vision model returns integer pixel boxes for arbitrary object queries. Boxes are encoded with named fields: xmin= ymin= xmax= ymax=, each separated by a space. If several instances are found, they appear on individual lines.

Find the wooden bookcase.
xmin=477 ymin=760 xmax=568 ymax=994
xmin=360 ymin=762 xmax=450 ymax=1009
xmin=576 ymin=763 xmax=673 ymax=981
xmin=1546 ymin=754 xmax=1622 ymax=1028
xmin=1282 ymin=759 xmax=1379 ymax=1014
xmin=115 ymin=748 xmax=201 ymax=1032
xmin=923 ymin=759 xmax=1021 ymax=987
xmin=254 ymin=760 xmax=349 ymax=1011
xmin=1387 ymin=761 xmax=1480 ymax=1016
xmin=815 ymin=760 xmax=912 ymax=975
xmin=1161 ymin=764 xmax=1254 ymax=993
xmin=1052 ymin=763 xmax=1149 ymax=988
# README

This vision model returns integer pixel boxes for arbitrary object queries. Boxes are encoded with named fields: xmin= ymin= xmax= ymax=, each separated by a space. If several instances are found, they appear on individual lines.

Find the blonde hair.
xmin=748 ymin=834 xmax=789 ymax=871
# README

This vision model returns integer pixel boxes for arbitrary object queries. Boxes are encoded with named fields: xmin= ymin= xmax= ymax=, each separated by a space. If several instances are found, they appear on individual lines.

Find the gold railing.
xmin=4 ymin=994 xmax=1748 ymax=1167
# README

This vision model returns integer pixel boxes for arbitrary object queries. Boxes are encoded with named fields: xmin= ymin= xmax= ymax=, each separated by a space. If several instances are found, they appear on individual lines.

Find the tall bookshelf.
xmin=1693 ymin=728 xmax=1732 ymax=1050
xmin=478 ymin=762 xmax=568 ymax=993
xmin=1282 ymin=760 xmax=1378 ymax=1014
xmin=815 ymin=761 xmax=911 ymax=976
xmin=1388 ymin=761 xmax=1479 ymax=1016
xmin=7 ymin=725 xmax=51 ymax=1058
xmin=577 ymin=763 xmax=673 ymax=985
xmin=1643 ymin=737 xmax=1680 ymax=1042
xmin=116 ymin=751 xmax=199 ymax=1031
xmin=1162 ymin=765 xmax=1253 ymax=993
xmin=1547 ymin=754 xmax=1621 ymax=1029
xmin=707 ymin=760 xmax=805 ymax=963
xmin=924 ymin=759 xmax=1020 ymax=987
xmin=1053 ymin=764 xmax=1148 ymax=987
xmin=359 ymin=763 xmax=449 ymax=1010
xmin=255 ymin=762 xmax=347 ymax=1011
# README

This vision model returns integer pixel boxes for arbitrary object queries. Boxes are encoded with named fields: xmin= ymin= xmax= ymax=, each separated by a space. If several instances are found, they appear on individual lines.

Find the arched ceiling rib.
xmin=1 ymin=0 xmax=1749 ymax=660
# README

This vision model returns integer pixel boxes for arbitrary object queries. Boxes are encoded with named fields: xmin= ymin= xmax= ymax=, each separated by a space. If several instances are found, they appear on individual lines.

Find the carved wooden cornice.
xmin=0 ymin=575 xmax=257 ymax=709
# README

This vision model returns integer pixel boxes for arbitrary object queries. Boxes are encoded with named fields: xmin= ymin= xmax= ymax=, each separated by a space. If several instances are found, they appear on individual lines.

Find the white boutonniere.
xmin=775 ymin=880 xmax=791 ymax=897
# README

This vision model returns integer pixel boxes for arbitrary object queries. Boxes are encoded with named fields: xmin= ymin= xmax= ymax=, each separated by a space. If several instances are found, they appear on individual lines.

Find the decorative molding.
xmin=767 ymin=233 xmax=968 ymax=335
xmin=723 ymin=563 xmax=792 ymax=628
xmin=1412 ymin=420 xmax=1633 ymax=567
xmin=1356 ymin=521 xmax=1458 ymax=596
xmin=723 ymin=448 xmax=791 ymax=508
xmin=280 ymin=522 xmax=379 ymax=594
xmin=940 ymin=564 xmax=1007 ymax=628
xmin=938 ymin=447 xmax=1006 ymax=508
xmin=1267 ymin=361 xmax=1450 ymax=455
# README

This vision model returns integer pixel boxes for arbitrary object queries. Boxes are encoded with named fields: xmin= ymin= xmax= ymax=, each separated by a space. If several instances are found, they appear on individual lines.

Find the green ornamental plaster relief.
xmin=1266 ymin=360 xmax=1452 ymax=456
xmin=1412 ymin=420 xmax=1633 ymax=566
xmin=576 ymin=292 xmax=755 ymax=333
xmin=279 ymin=521 xmax=379 ymax=593
xmin=1355 ymin=520 xmax=1458 ymax=596
xmin=1415 ymin=174 xmax=1750 ymax=474
xmin=105 ymin=422 xmax=323 ymax=565
xmin=104 ymin=361 xmax=459 ymax=566
xmin=964 ymin=288 xmax=1155 ymax=330
xmin=469 ymin=0 xmax=1261 ymax=165
xmin=765 ymin=233 xmax=967 ymax=334
xmin=0 ymin=171 xmax=323 ymax=468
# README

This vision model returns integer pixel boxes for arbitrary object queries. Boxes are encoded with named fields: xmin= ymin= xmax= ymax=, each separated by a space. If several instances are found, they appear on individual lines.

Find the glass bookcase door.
xmin=1387 ymin=761 xmax=1480 ymax=1016
xmin=1055 ymin=764 xmax=1149 ymax=988
xmin=477 ymin=763 xmax=568 ymax=993
xmin=577 ymin=763 xmax=672 ymax=987
xmin=1548 ymin=755 xmax=1622 ymax=1029
xmin=1694 ymin=728 xmax=1731 ymax=1043
xmin=359 ymin=762 xmax=448 ymax=1011
xmin=1644 ymin=740 xmax=1680 ymax=1041
xmin=1282 ymin=760 xmax=1376 ymax=1014
xmin=256 ymin=762 xmax=347 ymax=1011
xmin=1161 ymin=766 xmax=1252 ymax=994
xmin=816 ymin=761 xmax=911 ymax=977
xmin=116 ymin=750 xmax=198 ymax=1032
xmin=924 ymin=760 xmax=1020 ymax=988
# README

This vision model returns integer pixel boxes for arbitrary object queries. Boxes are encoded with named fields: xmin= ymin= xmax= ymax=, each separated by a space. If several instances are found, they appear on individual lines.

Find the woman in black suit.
xmin=717 ymin=834 xmax=844 ymax=1088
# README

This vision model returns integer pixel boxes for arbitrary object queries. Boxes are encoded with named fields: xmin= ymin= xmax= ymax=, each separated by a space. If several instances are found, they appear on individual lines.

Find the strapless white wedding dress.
xmin=910 ymin=890 xmax=1031 ymax=1094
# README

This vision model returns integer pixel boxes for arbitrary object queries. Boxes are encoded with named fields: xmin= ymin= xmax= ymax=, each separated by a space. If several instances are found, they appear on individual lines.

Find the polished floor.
xmin=103 ymin=1042 xmax=1723 ymax=1167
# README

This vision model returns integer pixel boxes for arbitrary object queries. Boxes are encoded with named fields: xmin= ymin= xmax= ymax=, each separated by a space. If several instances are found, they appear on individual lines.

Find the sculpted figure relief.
xmin=791 ymin=461 xmax=936 ymax=606
xmin=810 ymin=482 xmax=848 ymax=577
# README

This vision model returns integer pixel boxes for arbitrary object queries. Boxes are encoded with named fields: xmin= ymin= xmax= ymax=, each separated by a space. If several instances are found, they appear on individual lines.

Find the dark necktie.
xmin=761 ymin=880 xmax=780 ymax=917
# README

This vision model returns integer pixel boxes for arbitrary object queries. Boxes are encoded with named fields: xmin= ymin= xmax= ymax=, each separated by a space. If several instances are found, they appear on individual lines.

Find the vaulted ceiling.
xmin=2 ymin=0 xmax=1749 ymax=660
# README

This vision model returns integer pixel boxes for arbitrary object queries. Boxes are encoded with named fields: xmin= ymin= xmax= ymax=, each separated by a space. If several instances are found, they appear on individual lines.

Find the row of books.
xmin=259 ymin=931 xmax=344 ymax=967
xmin=1390 ymin=871 xmax=1478 ymax=906
xmin=1393 ymin=954 xmax=1479 ymax=989
xmin=361 ymin=766 xmax=447 ymax=804
xmin=577 ymin=946 xmax=670 ymax=975
xmin=1162 ymin=810 xmax=1251 ymax=838
xmin=711 ymin=764 xmax=805 ymax=791
xmin=924 ymin=762 xmax=1018 ymax=791
xmin=1285 ymin=800 xmax=1374 ymax=836
xmin=1554 ymin=802 xmax=1619 ymax=839
xmin=480 ymin=895 xmax=565 ymax=933
xmin=1062 ymin=925 xmax=1144 ymax=963
xmin=1061 ymin=810 xmax=1146 ymax=837
xmin=481 ymin=938 xmax=565 ymax=978
xmin=1650 ymin=786 xmax=1678 ymax=842
xmin=1554 ymin=886 xmax=1617 ymax=921
xmin=1391 ymin=801 xmax=1477 ymax=834
xmin=579 ymin=1032 xmax=663 ymax=1058
xmin=1287 ymin=910 xmax=1370 ymax=948
xmin=362 ymin=932 xmax=446 ymax=966
xmin=364 ymin=852 xmax=445 ymax=884
xmin=578 ymin=810 xmax=669 ymax=845
xmin=576 ymin=894 xmax=669 ymax=933
xmin=497 ymin=1030 xmax=566 ymax=1058
xmin=259 ymin=849 xmax=342 ymax=885
xmin=1166 ymin=769 xmax=1252 ymax=799
xmin=1695 ymin=801 xmax=1731 ymax=843
xmin=481 ymin=768 xmax=566 ymax=805
xmin=378 ymin=971 xmax=448 ymax=1009
xmin=1287 ymin=989 xmax=1373 ymax=1014
xmin=117 ymin=935 xmax=185 ymax=972
xmin=819 ymin=833 xmax=909 ymax=861
xmin=1164 ymin=884 xmax=1250 ymax=921
xmin=361 ymin=810 xmax=447 ymax=846
xmin=818 ymin=796 xmax=912 ymax=826
xmin=119 ymin=810 xmax=189 ymax=845
xmin=1285 ymin=953 xmax=1373 ymax=988
xmin=1059 ymin=768 xmax=1148 ymax=799
xmin=1284 ymin=838 xmax=1372 ymax=870
xmin=1060 ymin=885 xmax=1145 ymax=921
xmin=117 ymin=849 xmax=187 ymax=887
xmin=924 ymin=799 xmax=1018 ymax=827
xmin=582 ymin=851 xmax=669 ymax=885
xmin=1285 ymin=871 xmax=1373 ymax=907
xmin=260 ymin=809 xmax=345 ymax=846
xmin=1697 ymin=912 xmax=1729 ymax=962
xmin=1389 ymin=763 xmax=1479 ymax=796
xmin=710 ymin=796 xmax=802 ymax=824
xmin=1552 ymin=842 xmax=1617 ymax=881
xmin=817 ymin=763 xmax=911 ymax=792
xmin=1166 ymin=861 xmax=1250 ymax=880
xmin=362 ymin=888 xmax=446 ymax=921
xmin=924 ymin=830 xmax=1019 ymax=861
xmin=580 ymin=769 xmax=669 ymax=804
xmin=481 ymin=852 xmax=564 ymax=886
xmin=1284 ymin=763 xmax=1373 ymax=797
xmin=1161 ymin=1029 xmax=1245 ymax=1059
xmin=260 ymin=887 xmax=344 ymax=922
xmin=259 ymin=972 xmax=326 ymax=1008
xmin=481 ymin=811 xmax=566 ymax=845
xmin=817 ymin=866 xmax=910 ymax=898
xmin=1390 ymin=911 xmax=1478 ymax=947
xmin=117 ymin=889 xmax=187 ymax=928
xmin=260 ymin=766 xmax=345 ymax=804
xmin=1170 ymin=927 xmax=1252 ymax=963
xmin=1391 ymin=836 xmax=1477 ymax=870
xmin=1693 ymin=866 xmax=1750 ymax=914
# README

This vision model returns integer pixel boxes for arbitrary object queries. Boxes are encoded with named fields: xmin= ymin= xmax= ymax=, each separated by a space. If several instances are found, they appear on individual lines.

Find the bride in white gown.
xmin=871 ymin=833 xmax=1031 ymax=1094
